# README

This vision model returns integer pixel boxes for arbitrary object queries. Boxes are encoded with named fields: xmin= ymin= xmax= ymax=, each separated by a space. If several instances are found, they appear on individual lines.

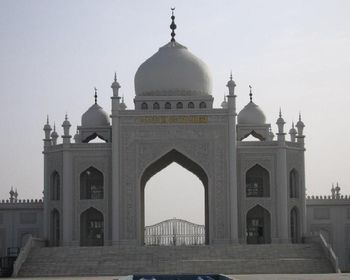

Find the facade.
xmin=1 ymin=11 xmax=348 ymax=273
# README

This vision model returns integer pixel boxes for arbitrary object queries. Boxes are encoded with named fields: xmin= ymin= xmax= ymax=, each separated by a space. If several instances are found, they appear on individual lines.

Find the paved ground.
xmin=6 ymin=274 xmax=350 ymax=280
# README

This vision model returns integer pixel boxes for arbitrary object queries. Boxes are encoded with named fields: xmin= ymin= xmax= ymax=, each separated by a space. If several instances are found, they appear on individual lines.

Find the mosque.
xmin=0 ymin=10 xmax=349 ymax=277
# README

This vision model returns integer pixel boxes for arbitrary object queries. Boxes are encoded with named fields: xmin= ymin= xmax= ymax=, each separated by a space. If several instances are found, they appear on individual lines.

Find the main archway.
xmin=140 ymin=149 xmax=209 ymax=245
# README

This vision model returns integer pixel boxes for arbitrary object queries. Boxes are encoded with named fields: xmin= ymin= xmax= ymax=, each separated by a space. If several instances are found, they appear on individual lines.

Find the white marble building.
xmin=40 ymin=11 xmax=306 ymax=248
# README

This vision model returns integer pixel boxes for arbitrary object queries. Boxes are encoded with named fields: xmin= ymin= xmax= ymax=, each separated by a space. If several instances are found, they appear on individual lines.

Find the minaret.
xmin=120 ymin=96 xmax=127 ymax=110
xmin=335 ymin=182 xmax=341 ymax=199
xmin=289 ymin=122 xmax=297 ymax=143
xmin=14 ymin=188 xmax=18 ymax=203
xmin=331 ymin=183 xmax=336 ymax=199
xmin=51 ymin=123 xmax=59 ymax=145
xmin=111 ymin=73 xmax=121 ymax=245
xmin=73 ymin=129 xmax=80 ymax=143
xmin=111 ymin=72 xmax=121 ymax=97
xmin=275 ymin=108 xmax=289 ymax=242
xmin=43 ymin=116 xmax=52 ymax=148
xmin=276 ymin=109 xmax=286 ymax=142
xmin=9 ymin=186 xmax=15 ymax=203
xmin=226 ymin=72 xmax=239 ymax=243
xmin=61 ymin=114 xmax=71 ymax=144
xmin=296 ymin=113 xmax=305 ymax=144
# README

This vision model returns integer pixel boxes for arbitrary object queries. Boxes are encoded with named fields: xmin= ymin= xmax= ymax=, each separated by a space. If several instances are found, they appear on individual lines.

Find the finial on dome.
xmin=94 ymin=87 xmax=98 ymax=104
xmin=114 ymin=72 xmax=117 ymax=83
xmin=170 ymin=7 xmax=177 ymax=42
xmin=46 ymin=115 xmax=49 ymax=125
xmin=249 ymin=85 xmax=253 ymax=102
xmin=230 ymin=70 xmax=233 ymax=81
xmin=279 ymin=107 xmax=282 ymax=118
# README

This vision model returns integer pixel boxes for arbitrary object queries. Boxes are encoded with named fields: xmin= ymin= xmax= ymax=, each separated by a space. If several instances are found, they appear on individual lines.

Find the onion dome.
xmin=238 ymin=86 xmax=266 ymax=125
xmin=82 ymin=104 xmax=110 ymax=127
xmin=238 ymin=102 xmax=266 ymax=125
xmin=135 ymin=41 xmax=212 ymax=97
xmin=43 ymin=116 xmax=51 ymax=131
xmin=289 ymin=122 xmax=297 ymax=135
xmin=221 ymin=96 xmax=228 ymax=109
xmin=51 ymin=123 xmax=59 ymax=144
xmin=62 ymin=114 xmax=71 ymax=128
xmin=276 ymin=109 xmax=285 ymax=126
xmin=296 ymin=113 xmax=305 ymax=129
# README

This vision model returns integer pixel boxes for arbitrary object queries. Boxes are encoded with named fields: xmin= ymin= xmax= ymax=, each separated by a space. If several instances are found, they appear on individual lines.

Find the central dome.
xmin=134 ymin=41 xmax=212 ymax=96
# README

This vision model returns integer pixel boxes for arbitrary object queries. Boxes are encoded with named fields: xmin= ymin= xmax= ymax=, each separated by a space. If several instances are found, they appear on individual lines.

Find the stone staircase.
xmin=17 ymin=243 xmax=334 ymax=277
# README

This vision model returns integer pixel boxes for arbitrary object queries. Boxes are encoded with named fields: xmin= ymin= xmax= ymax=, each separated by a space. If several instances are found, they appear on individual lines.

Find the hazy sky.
xmin=1 ymin=1 xmax=349 ymax=225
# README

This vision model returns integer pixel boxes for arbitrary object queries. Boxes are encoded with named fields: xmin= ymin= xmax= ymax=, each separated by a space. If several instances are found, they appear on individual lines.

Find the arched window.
xmin=141 ymin=102 xmax=148 ymax=110
xmin=188 ymin=102 xmax=194 ymax=109
xmin=246 ymin=205 xmax=271 ymax=244
xmin=165 ymin=102 xmax=171 ymax=109
xmin=50 ymin=209 xmax=60 ymax=246
xmin=176 ymin=102 xmax=183 ymax=109
xmin=246 ymin=164 xmax=270 ymax=197
xmin=290 ymin=207 xmax=299 ymax=243
xmin=80 ymin=167 xmax=104 ymax=199
xmin=50 ymin=171 xmax=60 ymax=201
xmin=199 ymin=102 xmax=207 ymax=109
xmin=289 ymin=169 xmax=299 ymax=198
xmin=80 ymin=208 xmax=104 ymax=246
xmin=153 ymin=102 xmax=160 ymax=110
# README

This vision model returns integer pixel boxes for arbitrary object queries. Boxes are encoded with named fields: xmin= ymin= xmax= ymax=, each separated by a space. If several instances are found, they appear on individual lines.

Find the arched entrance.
xmin=246 ymin=205 xmax=271 ymax=244
xmin=141 ymin=149 xmax=209 ymax=245
xmin=80 ymin=207 xmax=104 ymax=246
xmin=290 ymin=207 xmax=299 ymax=243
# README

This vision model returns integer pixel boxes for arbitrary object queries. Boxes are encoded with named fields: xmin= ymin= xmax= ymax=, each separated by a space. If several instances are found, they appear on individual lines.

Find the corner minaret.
xmin=111 ymin=72 xmax=121 ymax=98
xmin=276 ymin=109 xmax=286 ymax=142
xmin=43 ymin=116 xmax=52 ymax=148
xmin=296 ymin=113 xmax=305 ymax=144
xmin=62 ymin=114 xmax=71 ymax=144
xmin=226 ymin=72 xmax=239 ymax=243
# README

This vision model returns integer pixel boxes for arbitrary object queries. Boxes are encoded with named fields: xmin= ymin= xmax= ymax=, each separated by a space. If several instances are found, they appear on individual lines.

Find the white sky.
xmin=0 ymin=1 xmax=349 ymax=224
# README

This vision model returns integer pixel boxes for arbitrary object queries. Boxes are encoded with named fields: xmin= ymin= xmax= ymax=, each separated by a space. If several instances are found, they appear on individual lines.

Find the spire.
xmin=94 ymin=87 xmax=98 ymax=104
xmin=114 ymin=72 xmax=117 ymax=83
xmin=279 ymin=107 xmax=282 ymax=118
xmin=230 ymin=70 xmax=233 ymax=81
xmin=170 ymin=7 xmax=177 ymax=42
xmin=46 ymin=115 xmax=49 ymax=125
xmin=249 ymin=85 xmax=253 ymax=102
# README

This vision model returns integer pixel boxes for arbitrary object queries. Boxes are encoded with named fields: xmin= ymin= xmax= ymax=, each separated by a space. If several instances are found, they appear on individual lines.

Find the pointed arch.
xmin=176 ymin=102 xmax=183 ymax=109
xmin=140 ymin=149 xmax=209 ymax=245
xmin=246 ymin=205 xmax=271 ymax=244
xmin=80 ymin=207 xmax=104 ymax=246
xmin=50 ymin=208 xmax=60 ymax=246
xmin=82 ymin=132 xmax=108 ymax=143
xmin=240 ymin=130 xmax=265 ymax=141
xmin=153 ymin=102 xmax=160 ymax=110
xmin=290 ymin=206 xmax=300 ymax=243
xmin=246 ymin=164 xmax=270 ymax=197
xmin=50 ymin=171 xmax=60 ymax=200
xmin=80 ymin=166 xmax=104 ymax=199
xmin=199 ymin=102 xmax=207 ymax=109
xmin=289 ymin=169 xmax=299 ymax=198
xmin=165 ymin=102 xmax=171 ymax=109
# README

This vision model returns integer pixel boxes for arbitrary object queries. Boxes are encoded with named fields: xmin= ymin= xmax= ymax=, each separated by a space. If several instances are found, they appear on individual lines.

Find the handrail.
xmin=318 ymin=233 xmax=341 ymax=273
xmin=12 ymin=236 xmax=46 ymax=277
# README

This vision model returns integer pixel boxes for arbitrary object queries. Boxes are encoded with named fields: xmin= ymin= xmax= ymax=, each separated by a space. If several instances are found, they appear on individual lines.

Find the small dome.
xmin=82 ymin=104 xmax=110 ymax=127
xmin=135 ymin=41 xmax=212 ymax=96
xmin=238 ymin=102 xmax=266 ymax=125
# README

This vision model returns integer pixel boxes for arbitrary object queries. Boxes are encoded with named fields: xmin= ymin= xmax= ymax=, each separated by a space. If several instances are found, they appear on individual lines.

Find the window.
xmin=165 ymin=102 xmax=171 ymax=109
xmin=246 ymin=164 xmax=270 ymax=197
xmin=188 ymin=102 xmax=194 ymax=109
xmin=50 ymin=171 xmax=60 ymax=200
xmin=176 ymin=102 xmax=183 ymax=109
xmin=153 ymin=102 xmax=160 ymax=110
xmin=80 ymin=167 xmax=104 ymax=199
xmin=289 ymin=169 xmax=299 ymax=198
xmin=199 ymin=102 xmax=207 ymax=109
xmin=141 ymin=102 xmax=148 ymax=110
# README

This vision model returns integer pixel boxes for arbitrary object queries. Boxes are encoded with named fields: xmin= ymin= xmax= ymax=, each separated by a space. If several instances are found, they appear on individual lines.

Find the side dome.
xmin=81 ymin=104 xmax=110 ymax=127
xmin=134 ymin=41 xmax=212 ymax=96
xmin=238 ymin=102 xmax=266 ymax=125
